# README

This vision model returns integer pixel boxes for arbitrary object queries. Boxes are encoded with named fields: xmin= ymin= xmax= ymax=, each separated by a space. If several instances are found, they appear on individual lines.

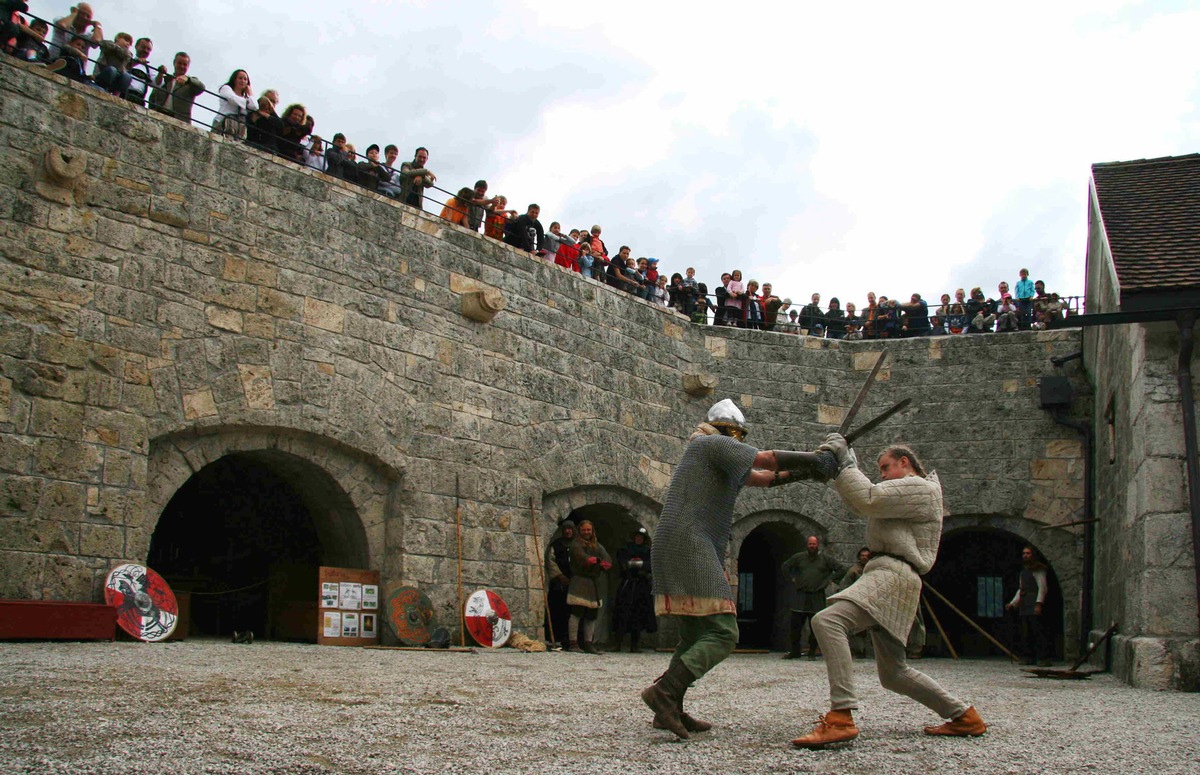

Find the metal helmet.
xmin=706 ymin=398 xmax=748 ymax=439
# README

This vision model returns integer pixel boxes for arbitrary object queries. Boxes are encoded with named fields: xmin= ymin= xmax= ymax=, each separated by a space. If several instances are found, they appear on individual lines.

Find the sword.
xmin=844 ymin=398 xmax=912 ymax=445
xmin=839 ymin=351 xmax=887 ymax=435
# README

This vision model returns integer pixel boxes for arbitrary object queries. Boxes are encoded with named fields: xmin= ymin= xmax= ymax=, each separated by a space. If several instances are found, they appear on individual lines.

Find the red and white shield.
xmin=104 ymin=563 xmax=179 ymax=642
xmin=464 ymin=589 xmax=511 ymax=648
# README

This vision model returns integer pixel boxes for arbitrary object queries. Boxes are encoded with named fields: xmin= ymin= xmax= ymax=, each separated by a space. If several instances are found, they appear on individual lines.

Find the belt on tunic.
xmin=870 ymin=551 xmax=923 ymax=576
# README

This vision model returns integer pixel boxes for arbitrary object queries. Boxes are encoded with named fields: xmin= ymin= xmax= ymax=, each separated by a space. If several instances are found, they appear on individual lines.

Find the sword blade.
xmin=845 ymin=398 xmax=912 ymax=445
xmin=838 ymin=351 xmax=888 ymax=435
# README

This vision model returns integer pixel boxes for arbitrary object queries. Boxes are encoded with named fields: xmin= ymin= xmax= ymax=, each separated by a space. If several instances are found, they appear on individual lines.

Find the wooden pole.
xmin=922 ymin=592 xmax=958 ymax=660
xmin=923 ymin=581 xmax=1019 ymax=662
xmin=455 ymin=474 xmax=465 ymax=648
xmin=529 ymin=497 xmax=553 ymax=645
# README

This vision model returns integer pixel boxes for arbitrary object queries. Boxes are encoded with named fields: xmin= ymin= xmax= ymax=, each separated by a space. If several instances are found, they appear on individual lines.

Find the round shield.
xmin=103 ymin=563 xmax=179 ymax=642
xmin=464 ymin=589 xmax=512 ymax=648
xmin=387 ymin=586 xmax=436 ymax=646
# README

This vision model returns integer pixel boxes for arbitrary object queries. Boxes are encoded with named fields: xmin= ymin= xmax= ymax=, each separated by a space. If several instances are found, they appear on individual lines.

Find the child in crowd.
xmin=576 ymin=241 xmax=594 ymax=279
xmin=995 ymin=294 xmax=1020 ymax=332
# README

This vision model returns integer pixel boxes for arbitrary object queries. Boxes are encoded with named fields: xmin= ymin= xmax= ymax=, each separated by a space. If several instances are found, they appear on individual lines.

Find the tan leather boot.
xmin=791 ymin=709 xmax=859 ymax=748
xmin=924 ymin=706 xmax=986 ymax=737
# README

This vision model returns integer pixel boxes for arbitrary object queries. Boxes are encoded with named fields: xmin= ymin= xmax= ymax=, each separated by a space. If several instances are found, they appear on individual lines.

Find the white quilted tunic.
xmin=826 ymin=468 xmax=943 ymax=643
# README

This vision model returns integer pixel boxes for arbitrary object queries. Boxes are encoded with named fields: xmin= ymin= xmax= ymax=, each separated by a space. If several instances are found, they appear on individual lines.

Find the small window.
xmin=737 ymin=572 xmax=754 ymax=612
xmin=976 ymin=576 xmax=1004 ymax=618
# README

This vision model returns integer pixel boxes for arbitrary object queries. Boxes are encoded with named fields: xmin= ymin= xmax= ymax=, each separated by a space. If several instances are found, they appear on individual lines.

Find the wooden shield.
xmin=464 ymin=589 xmax=512 ymax=648
xmin=386 ymin=586 xmax=436 ymax=646
xmin=103 ymin=563 xmax=179 ymax=642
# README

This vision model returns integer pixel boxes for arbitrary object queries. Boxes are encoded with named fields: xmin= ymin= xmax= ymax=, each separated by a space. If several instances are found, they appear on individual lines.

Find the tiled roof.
xmin=1091 ymin=154 xmax=1200 ymax=294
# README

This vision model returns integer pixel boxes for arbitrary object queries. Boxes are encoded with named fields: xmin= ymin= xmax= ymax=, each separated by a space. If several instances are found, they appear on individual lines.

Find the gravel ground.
xmin=1 ymin=640 xmax=1198 ymax=774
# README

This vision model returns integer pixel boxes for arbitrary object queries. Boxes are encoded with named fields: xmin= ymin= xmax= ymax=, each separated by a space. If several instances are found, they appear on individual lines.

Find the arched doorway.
xmin=567 ymin=503 xmax=643 ymax=648
xmin=734 ymin=521 xmax=807 ymax=650
xmin=923 ymin=528 xmax=1063 ymax=659
xmin=148 ymin=450 xmax=368 ymax=642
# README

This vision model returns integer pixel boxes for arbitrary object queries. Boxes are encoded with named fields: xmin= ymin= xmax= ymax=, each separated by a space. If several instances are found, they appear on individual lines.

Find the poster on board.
xmin=317 ymin=567 xmax=381 ymax=647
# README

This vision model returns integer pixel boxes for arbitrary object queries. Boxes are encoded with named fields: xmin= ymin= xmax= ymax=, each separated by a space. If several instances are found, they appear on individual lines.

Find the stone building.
xmin=0 ymin=62 xmax=1090 ymax=664
xmin=1084 ymin=154 xmax=1200 ymax=689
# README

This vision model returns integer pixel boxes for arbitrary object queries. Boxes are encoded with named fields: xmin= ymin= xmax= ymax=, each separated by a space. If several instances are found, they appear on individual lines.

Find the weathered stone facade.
xmin=0 ymin=62 xmax=1090 ymax=653
xmin=1085 ymin=191 xmax=1200 ymax=690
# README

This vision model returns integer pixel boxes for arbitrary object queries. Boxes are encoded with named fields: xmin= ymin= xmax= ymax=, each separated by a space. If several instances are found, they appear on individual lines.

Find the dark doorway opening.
xmin=148 ymin=450 xmax=366 ymax=642
xmin=923 ymin=528 xmax=1063 ymax=659
xmin=564 ymin=503 xmax=643 ymax=648
xmin=735 ymin=522 xmax=806 ymax=650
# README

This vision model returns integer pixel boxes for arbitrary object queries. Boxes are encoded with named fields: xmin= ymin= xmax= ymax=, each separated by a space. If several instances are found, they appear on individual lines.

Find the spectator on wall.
xmin=899 ymin=293 xmax=930 ymax=337
xmin=400 ymin=147 xmax=436 ymax=209
xmin=356 ymin=143 xmax=389 ymax=193
xmin=692 ymin=282 xmax=713 ymax=325
xmin=504 ymin=203 xmax=544 ymax=253
xmin=439 ymin=187 xmax=475 ymax=227
xmin=149 ymin=51 xmax=204 ymax=123
xmin=377 ymin=145 xmax=403 ymax=198
xmin=653 ymin=275 xmax=671 ymax=307
xmin=825 ymin=297 xmax=847 ymax=340
xmin=942 ymin=289 xmax=969 ymax=334
xmin=277 ymin=103 xmax=314 ymax=163
xmin=713 ymin=272 xmax=731 ymax=326
xmin=246 ymin=92 xmax=281 ymax=154
xmin=467 ymin=180 xmax=495 ymax=232
xmin=995 ymin=293 xmax=1020 ymax=332
xmin=302 ymin=136 xmax=326 ymax=172
xmin=576 ymin=240 xmax=595 ymax=279
xmin=743 ymin=279 xmax=765 ymax=329
xmin=50 ymin=3 xmax=102 ymax=59
xmin=588 ymin=225 xmax=608 ymax=258
xmin=91 ymin=30 xmax=133 ymax=96
xmin=725 ymin=270 xmax=746 ymax=326
xmin=844 ymin=302 xmax=860 ymax=337
xmin=485 ymin=195 xmax=514 ymax=240
xmin=56 ymin=35 xmax=94 ymax=84
xmin=1015 ymin=268 xmax=1036 ymax=330
xmin=213 ymin=69 xmax=254 ymax=139
xmin=968 ymin=287 xmax=996 ymax=332
xmin=12 ymin=17 xmax=55 ymax=66
xmin=761 ymin=283 xmax=783 ymax=331
xmin=862 ymin=292 xmax=879 ymax=339
xmin=543 ymin=221 xmax=571 ymax=263
xmin=323 ymin=133 xmax=359 ymax=183
xmin=125 ymin=36 xmax=151 ymax=105
xmin=799 ymin=293 xmax=825 ymax=337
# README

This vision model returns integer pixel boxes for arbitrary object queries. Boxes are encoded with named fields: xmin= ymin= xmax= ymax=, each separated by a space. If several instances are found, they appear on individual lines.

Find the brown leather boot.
xmin=641 ymin=662 xmax=693 ymax=739
xmin=652 ymin=679 xmax=712 ymax=733
xmin=791 ymin=709 xmax=859 ymax=749
xmin=924 ymin=706 xmax=986 ymax=737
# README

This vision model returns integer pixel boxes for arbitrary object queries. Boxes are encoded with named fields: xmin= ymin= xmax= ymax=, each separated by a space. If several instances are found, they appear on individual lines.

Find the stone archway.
xmin=925 ymin=515 xmax=1081 ymax=659
xmin=731 ymin=510 xmax=827 ymax=651
xmin=540 ymin=485 xmax=662 ymax=648
xmin=141 ymin=426 xmax=402 ymax=641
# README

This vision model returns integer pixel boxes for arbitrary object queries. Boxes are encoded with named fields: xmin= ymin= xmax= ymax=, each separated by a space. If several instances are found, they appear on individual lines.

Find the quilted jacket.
xmin=827 ymin=468 xmax=943 ymax=643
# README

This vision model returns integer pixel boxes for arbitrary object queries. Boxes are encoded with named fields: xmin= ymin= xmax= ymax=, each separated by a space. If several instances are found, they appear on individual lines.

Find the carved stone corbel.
xmin=461 ymin=289 xmax=506 ymax=323
xmin=683 ymin=373 xmax=718 ymax=396
xmin=34 ymin=146 xmax=88 ymax=205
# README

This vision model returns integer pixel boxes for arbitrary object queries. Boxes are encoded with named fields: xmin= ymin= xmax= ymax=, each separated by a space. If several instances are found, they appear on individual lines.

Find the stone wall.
xmin=0 ymin=61 xmax=1089 ymax=650
xmin=1085 ymin=191 xmax=1199 ymax=690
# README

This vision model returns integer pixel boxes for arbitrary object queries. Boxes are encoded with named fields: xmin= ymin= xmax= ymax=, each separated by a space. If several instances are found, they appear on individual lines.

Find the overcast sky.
xmin=59 ymin=0 xmax=1200 ymax=307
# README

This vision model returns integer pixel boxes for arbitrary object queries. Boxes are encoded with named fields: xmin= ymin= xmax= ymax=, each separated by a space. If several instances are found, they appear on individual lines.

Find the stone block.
xmin=1135 ymin=457 xmax=1186 ymax=515
xmin=205 ymin=305 xmax=244 ymax=333
xmin=80 ymin=523 xmax=125 ymax=558
xmin=41 ymin=554 xmax=96 ymax=601
xmin=182 ymin=389 xmax=218 ymax=420
xmin=238 ymin=364 xmax=275 ymax=410
xmin=0 ymin=551 xmax=44 ymax=599
xmin=29 ymin=399 xmax=85 ymax=439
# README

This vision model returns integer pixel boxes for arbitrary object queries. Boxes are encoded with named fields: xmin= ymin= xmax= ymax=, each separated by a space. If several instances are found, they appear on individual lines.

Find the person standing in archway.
xmin=641 ymin=398 xmax=839 ymax=739
xmin=567 ymin=519 xmax=611 ymax=654
xmin=781 ymin=536 xmax=843 ymax=659
xmin=1006 ymin=545 xmax=1051 ymax=666
xmin=544 ymin=516 xmax=577 ymax=651
xmin=792 ymin=438 xmax=986 ymax=749
xmin=613 ymin=527 xmax=656 ymax=653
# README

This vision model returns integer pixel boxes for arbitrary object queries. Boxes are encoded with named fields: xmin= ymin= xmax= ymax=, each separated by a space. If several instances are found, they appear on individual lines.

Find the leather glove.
xmin=820 ymin=433 xmax=858 ymax=471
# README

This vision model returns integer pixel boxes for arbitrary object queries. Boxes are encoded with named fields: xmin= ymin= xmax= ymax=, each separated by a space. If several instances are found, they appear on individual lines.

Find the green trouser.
xmin=670 ymin=613 xmax=739 ymax=680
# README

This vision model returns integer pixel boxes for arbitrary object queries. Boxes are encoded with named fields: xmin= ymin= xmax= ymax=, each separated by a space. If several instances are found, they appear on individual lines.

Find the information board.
xmin=317 ymin=566 xmax=381 ymax=647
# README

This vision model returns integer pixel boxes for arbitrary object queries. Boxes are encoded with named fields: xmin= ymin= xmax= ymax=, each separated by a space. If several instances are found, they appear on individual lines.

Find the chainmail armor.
xmin=651 ymin=434 xmax=759 ymax=603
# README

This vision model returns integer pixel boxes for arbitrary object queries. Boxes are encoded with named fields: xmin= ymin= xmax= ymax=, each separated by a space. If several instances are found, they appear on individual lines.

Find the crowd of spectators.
xmin=2 ymin=3 xmax=1077 ymax=337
